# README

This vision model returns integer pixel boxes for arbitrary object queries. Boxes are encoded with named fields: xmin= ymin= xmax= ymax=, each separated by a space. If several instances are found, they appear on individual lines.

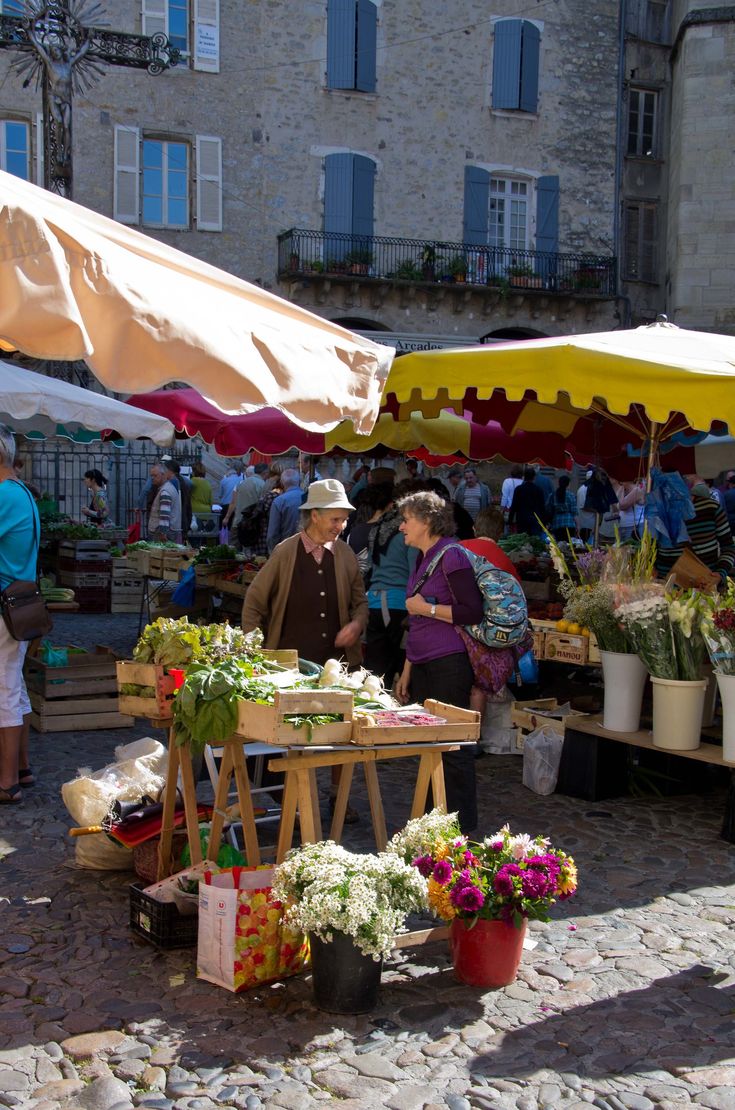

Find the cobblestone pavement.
xmin=2 ymin=615 xmax=735 ymax=1110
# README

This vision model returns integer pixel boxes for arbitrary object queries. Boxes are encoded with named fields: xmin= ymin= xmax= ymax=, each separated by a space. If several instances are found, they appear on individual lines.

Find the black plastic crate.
xmin=129 ymin=882 xmax=198 ymax=949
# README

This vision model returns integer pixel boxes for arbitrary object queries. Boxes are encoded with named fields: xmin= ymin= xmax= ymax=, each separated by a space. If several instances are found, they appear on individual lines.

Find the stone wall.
xmin=0 ymin=0 xmax=620 ymax=339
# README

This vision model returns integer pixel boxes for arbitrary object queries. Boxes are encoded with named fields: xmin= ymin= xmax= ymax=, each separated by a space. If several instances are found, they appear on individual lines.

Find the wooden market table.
xmin=155 ymin=729 xmax=477 ymax=878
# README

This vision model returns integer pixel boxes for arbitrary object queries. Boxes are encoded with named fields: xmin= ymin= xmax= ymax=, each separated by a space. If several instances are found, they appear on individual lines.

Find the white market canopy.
xmin=0 ymin=361 xmax=175 ymax=446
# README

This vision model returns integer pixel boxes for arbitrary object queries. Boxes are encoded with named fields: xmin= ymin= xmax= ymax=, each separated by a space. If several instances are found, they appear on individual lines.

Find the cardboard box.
xmin=511 ymin=698 xmax=588 ymax=751
xmin=544 ymin=631 xmax=589 ymax=666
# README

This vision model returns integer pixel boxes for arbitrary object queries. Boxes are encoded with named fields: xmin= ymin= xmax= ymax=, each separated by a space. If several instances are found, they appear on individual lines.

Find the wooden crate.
xmin=111 ymin=598 xmax=144 ymax=614
xmin=195 ymin=560 xmax=239 ymax=586
xmin=351 ymin=698 xmax=480 ymax=746
xmin=116 ymin=660 xmax=177 ymax=719
xmin=544 ymin=631 xmax=589 ymax=666
xmin=213 ymin=577 xmax=249 ymax=598
xmin=521 ymin=578 xmax=551 ymax=601
xmin=262 ymin=648 xmax=299 ymax=669
xmin=58 ymin=539 xmax=110 ymax=555
xmin=149 ymin=550 xmax=195 ymax=578
xmin=511 ymin=698 xmax=588 ymax=751
xmin=588 ymin=634 xmax=601 ymax=665
xmin=29 ymin=691 xmax=134 ymax=732
xmin=235 ymin=689 xmax=354 ymax=744
xmin=59 ymin=571 xmax=111 ymax=588
xmin=25 ymin=646 xmax=119 ymax=698
xmin=126 ymin=549 xmax=152 ymax=575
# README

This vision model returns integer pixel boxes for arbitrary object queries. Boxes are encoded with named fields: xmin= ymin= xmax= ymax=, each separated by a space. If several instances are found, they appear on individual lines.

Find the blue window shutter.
xmin=520 ymin=22 xmax=540 ymax=112
xmin=325 ymin=152 xmax=354 ymax=260
xmin=351 ymin=154 xmax=375 ymax=251
xmin=327 ymin=0 xmax=356 ymax=89
xmin=463 ymin=166 xmax=490 ymax=245
xmin=356 ymin=0 xmax=377 ymax=92
xmin=535 ymin=176 xmax=559 ymax=253
xmin=492 ymin=20 xmax=521 ymax=109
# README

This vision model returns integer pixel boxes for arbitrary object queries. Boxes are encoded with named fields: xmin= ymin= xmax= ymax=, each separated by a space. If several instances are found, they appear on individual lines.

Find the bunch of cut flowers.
xmin=386 ymin=810 xmax=577 ymax=929
xmin=614 ymin=582 xmax=707 ymax=680
xmin=272 ymin=841 xmax=427 ymax=961
xmin=701 ymin=580 xmax=735 ymax=676
xmin=546 ymin=528 xmax=657 ymax=654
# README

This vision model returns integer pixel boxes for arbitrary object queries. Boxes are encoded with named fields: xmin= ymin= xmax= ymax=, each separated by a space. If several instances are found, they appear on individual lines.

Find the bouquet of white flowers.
xmin=272 ymin=841 xmax=427 ymax=961
xmin=615 ymin=583 xmax=706 ymax=680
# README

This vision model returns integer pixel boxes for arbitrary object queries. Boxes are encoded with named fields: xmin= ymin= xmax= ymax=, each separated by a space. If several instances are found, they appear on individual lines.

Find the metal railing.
xmin=277 ymin=229 xmax=616 ymax=296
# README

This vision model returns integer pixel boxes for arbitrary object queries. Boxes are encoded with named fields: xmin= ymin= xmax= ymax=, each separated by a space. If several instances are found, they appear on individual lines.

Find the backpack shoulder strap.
xmin=410 ymin=542 xmax=471 ymax=595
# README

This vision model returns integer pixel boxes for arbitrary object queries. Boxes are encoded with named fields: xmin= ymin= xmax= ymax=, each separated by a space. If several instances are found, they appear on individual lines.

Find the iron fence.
xmin=20 ymin=441 xmax=201 ymax=527
xmin=277 ymin=229 xmax=616 ymax=296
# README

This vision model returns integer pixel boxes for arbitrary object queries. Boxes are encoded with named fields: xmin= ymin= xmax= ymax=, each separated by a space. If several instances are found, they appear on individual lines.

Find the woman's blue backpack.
xmin=415 ymin=543 xmax=528 ymax=648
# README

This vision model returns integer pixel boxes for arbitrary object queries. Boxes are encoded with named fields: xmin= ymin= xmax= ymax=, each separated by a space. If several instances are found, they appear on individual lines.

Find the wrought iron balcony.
xmin=277 ymin=229 xmax=616 ymax=296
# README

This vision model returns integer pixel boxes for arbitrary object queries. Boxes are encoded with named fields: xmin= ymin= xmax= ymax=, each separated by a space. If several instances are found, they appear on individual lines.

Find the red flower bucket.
xmin=450 ymin=917 xmax=527 ymax=988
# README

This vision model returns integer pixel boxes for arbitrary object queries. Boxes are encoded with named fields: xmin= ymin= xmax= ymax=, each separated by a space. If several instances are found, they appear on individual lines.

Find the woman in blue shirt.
xmin=0 ymin=424 xmax=40 ymax=804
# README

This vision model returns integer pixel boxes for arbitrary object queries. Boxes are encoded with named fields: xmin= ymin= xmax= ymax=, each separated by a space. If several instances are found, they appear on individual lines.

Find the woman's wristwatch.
xmin=429 ymin=603 xmax=437 ymax=618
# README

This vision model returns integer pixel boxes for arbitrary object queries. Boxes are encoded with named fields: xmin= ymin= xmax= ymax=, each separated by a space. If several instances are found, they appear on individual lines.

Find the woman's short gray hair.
xmin=397 ymin=491 xmax=455 ymax=537
xmin=0 ymin=424 xmax=16 ymax=468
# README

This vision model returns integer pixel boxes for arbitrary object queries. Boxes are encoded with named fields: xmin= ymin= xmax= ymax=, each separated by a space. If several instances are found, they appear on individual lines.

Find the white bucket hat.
xmin=302 ymin=478 xmax=355 ymax=512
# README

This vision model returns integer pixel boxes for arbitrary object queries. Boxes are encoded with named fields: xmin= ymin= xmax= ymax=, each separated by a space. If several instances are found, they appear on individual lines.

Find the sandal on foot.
xmin=18 ymin=768 xmax=34 ymax=787
xmin=0 ymin=785 xmax=22 ymax=805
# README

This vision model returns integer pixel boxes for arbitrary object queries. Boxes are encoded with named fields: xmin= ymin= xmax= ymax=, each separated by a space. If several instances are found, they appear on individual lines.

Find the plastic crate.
xmin=129 ymin=882 xmax=198 ymax=949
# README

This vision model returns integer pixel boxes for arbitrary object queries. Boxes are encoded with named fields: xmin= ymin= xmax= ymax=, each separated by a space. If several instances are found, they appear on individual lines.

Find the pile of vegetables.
xmin=130 ymin=616 xmax=264 ymax=669
xmin=42 ymin=521 xmax=102 ymax=540
xmin=193 ymin=544 xmax=239 ymax=565
xmin=497 ymin=533 xmax=548 ymax=557
xmin=39 ymin=576 xmax=75 ymax=603
xmin=127 ymin=540 xmax=190 ymax=552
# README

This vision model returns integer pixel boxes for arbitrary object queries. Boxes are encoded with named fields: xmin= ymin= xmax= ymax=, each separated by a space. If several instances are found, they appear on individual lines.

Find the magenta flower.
xmin=451 ymin=884 xmax=485 ymax=913
xmin=493 ymin=862 xmax=522 ymax=896
xmin=463 ymin=850 xmax=479 ymax=866
xmin=521 ymin=870 xmax=552 ymax=899
xmin=489 ymin=839 xmax=504 ymax=851
xmin=432 ymin=859 xmax=453 ymax=886
xmin=412 ymin=854 xmax=434 ymax=878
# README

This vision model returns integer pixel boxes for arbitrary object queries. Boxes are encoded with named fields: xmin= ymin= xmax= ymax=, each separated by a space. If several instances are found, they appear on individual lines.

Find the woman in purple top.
xmin=395 ymin=491 xmax=484 ymax=832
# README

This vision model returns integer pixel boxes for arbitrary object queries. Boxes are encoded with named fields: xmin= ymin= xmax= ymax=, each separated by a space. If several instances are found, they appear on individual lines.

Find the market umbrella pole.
xmin=646 ymin=421 xmax=661 ymax=493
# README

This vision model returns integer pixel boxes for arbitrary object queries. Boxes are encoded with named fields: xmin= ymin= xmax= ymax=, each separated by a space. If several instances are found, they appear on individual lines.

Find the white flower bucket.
xmin=714 ymin=672 xmax=735 ymax=764
xmin=650 ymin=676 xmax=707 ymax=751
xmin=600 ymin=651 xmax=648 ymax=733
xmin=701 ymin=663 xmax=718 ymax=728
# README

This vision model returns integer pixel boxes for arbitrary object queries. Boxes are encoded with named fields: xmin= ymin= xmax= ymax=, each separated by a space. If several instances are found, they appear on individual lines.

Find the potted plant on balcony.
xmin=325 ymin=257 xmax=347 ymax=274
xmin=421 ymin=244 xmax=437 ymax=282
xmin=395 ymin=258 xmax=423 ymax=281
xmin=507 ymin=262 xmax=541 ymax=288
xmin=448 ymin=253 xmax=468 ymax=283
xmin=308 ymin=259 xmax=324 ymax=274
xmin=345 ymin=248 xmax=373 ymax=275
xmin=574 ymin=266 xmax=603 ymax=293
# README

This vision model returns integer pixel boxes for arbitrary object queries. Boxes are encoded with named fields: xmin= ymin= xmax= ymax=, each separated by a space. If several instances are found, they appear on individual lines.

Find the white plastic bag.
xmin=61 ymin=737 xmax=168 ymax=870
xmin=480 ymin=688 xmax=519 ymax=755
xmin=522 ymin=726 xmax=564 ymax=795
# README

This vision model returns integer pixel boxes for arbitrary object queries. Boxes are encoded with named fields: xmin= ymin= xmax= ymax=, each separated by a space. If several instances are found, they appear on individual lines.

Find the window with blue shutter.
xmin=492 ymin=19 xmax=540 ymax=112
xmin=324 ymin=152 xmax=375 ymax=263
xmin=535 ymin=175 xmax=559 ymax=284
xmin=327 ymin=0 xmax=377 ymax=92
xmin=0 ymin=120 xmax=29 ymax=180
xmin=463 ymin=166 xmax=490 ymax=246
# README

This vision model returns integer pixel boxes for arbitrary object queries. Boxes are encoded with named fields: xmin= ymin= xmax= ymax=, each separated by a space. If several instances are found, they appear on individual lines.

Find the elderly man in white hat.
xmin=242 ymin=478 xmax=367 ymax=666
xmin=242 ymin=478 xmax=368 ymax=820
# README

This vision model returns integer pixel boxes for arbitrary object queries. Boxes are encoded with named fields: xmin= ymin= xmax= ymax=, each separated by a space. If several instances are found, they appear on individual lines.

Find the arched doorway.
xmin=331 ymin=316 xmax=391 ymax=332
xmin=480 ymin=327 xmax=548 ymax=342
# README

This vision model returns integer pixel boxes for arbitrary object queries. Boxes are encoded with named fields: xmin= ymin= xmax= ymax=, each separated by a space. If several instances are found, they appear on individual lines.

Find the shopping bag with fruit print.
xmin=197 ymin=866 xmax=309 ymax=992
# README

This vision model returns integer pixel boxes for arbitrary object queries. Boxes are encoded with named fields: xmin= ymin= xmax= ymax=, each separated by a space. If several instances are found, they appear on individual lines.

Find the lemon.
xmin=566 ymin=622 xmax=581 ymax=635
xmin=581 ymin=627 xmax=591 ymax=638
xmin=556 ymin=619 xmax=569 ymax=632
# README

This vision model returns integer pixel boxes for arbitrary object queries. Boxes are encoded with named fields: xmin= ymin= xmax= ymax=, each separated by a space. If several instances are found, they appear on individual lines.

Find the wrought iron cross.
xmin=0 ymin=0 xmax=179 ymax=198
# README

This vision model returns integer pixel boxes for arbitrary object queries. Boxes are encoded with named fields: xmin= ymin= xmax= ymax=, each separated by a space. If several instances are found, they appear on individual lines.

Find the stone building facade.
xmin=0 ymin=0 xmax=621 ymax=348
xmin=620 ymin=0 xmax=735 ymax=333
